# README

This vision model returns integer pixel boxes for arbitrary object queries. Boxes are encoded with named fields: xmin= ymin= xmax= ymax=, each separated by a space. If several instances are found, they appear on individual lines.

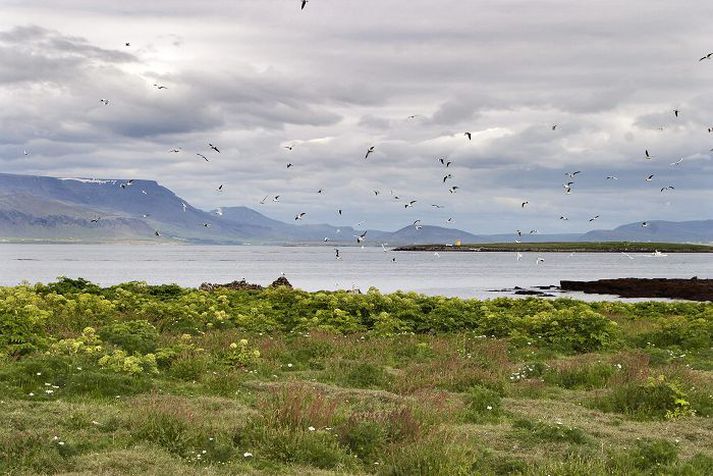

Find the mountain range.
xmin=1 ymin=173 xmax=711 ymax=245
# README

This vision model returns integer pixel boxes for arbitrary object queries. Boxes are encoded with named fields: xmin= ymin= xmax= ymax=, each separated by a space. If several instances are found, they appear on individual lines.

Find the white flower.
xmin=58 ymin=441 xmax=65 ymax=446
xmin=45 ymin=389 xmax=54 ymax=394
xmin=36 ymin=372 xmax=42 ymax=376
xmin=28 ymin=392 xmax=35 ymax=397
xmin=486 ymin=405 xmax=493 ymax=410
xmin=243 ymin=452 xmax=253 ymax=458
xmin=308 ymin=426 xmax=316 ymax=431
xmin=287 ymin=363 xmax=293 ymax=368
xmin=52 ymin=436 xmax=59 ymax=441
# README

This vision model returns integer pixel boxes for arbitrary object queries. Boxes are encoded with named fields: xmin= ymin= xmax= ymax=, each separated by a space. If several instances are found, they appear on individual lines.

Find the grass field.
xmin=2 ymin=278 xmax=713 ymax=475
xmin=395 ymin=241 xmax=713 ymax=253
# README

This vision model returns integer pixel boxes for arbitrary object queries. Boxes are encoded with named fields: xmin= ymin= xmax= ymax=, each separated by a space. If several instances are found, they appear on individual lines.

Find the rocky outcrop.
xmin=199 ymin=279 xmax=264 ymax=291
xmin=560 ymin=277 xmax=713 ymax=301
xmin=269 ymin=276 xmax=293 ymax=288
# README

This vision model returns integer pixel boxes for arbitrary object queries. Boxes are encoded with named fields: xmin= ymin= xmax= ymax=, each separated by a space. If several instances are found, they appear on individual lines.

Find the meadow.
xmin=1 ymin=277 xmax=713 ymax=475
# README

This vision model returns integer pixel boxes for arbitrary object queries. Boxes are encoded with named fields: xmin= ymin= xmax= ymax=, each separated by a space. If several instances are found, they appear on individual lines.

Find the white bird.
xmin=521 ymin=201 xmax=529 ymax=208
xmin=434 ymin=252 xmax=440 ymax=258
xmin=431 ymin=204 xmax=444 ymax=209
xmin=644 ymin=150 xmax=653 ymax=160
xmin=355 ymin=231 xmax=368 ymax=243
xmin=169 ymin=148 xmax=181 ymax=153
xmin=272 ymin=195 xmax=280 ymax=203
xmin=606 ymin=175 xmax=618 ymax=180
xmin=295 ymin=212 xmax=306 ymax=221
xmin=153 ymin=83 xmax=168 ymax=90
xmin=23 ymin=150 xmax=29 ymax=156
xmin=446 ymin=217 xmax=453 ymax=223
xmin=448 ymin=186 xmax=459 ymax=194
xmin=215 ymin=208 xmax=223 ymax=216
xmin=413 ymin=219 xmax=422 ymax=230
xmin=516 ymin=252 xmax=523 ymax=261
xmin=536 ymin=257 xmax=545 ymax=264
xmin=259 ymin=195 xmax=268 ymax=205
xmin=645 ymin=174 xmax=655 ymax=182
xmin=641 ymin=221 xmax=649 ymax=227
xmin=196 ymin=153 xmax=209 ymax=162
xmin=660 ymin=185 xmax=675 ymax=192
xmin=181 ymin=202 xmax=187 ymax=212
xmin=670 ymin=158 xmax=684 ymax=166
xmin=621 ymin=252 xmax=635 ymax=260
xmin=364 ymin=146 xmax=375 ymax=159
xmin=217 ymin=184 xmax=223 ymax=192
xmin=405 ymin=200 xmax=417 ymax=208
xmin=560 ymin=216 xmax=568 ymax=220
xmin=99 ymin=98 xmax=110 ymax=105
xmin=565 ymin=171 xmax=581 ymax=178
xmin=381 ymin=243 xmax=388 ymax=252
xmin=589 ymin=215 xmax=599 ymax=222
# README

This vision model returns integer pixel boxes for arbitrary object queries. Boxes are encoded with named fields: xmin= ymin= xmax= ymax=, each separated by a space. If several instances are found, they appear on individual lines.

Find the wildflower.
xmin=486 ymin=405 xmax=493 ymax=411
xmin=239 ymin=339 xmax=248 ymax=346
xmin=308 ymin=426 xmax=316 ymax=431
xmin=287 ymin=363 xmax=293 ymax=368
xmin=243 ymin=452 xmax=253 ymax=458
xmin=28 ymin=392 xmax=35 ymax=397
xmin=45 ymin=389 xmax=54 ymax=394
xmin=58 ymin=441 xmax=65 ymax=446
xmin=36 ymin=372 xmax=42 ymax=376
xmin=229 ymin=342 xmax=238 ymax=349
xmin=91 ymin=421 xmax=101 ymax=426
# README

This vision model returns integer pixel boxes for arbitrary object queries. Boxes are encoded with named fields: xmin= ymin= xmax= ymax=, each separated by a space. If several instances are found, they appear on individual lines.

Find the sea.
xmin=1 ymin=244 xmax=711 ymax=301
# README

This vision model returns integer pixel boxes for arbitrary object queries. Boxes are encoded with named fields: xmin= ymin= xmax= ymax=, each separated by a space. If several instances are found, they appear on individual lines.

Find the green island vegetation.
xmin=395 ymin=241 xmax=713 ymax=253
xmin=2 ymin=277 xmax=713 ymax=475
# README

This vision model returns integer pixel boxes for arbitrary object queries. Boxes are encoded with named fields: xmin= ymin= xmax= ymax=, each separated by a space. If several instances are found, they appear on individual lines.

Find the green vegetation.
xmin=396 ymin=241 xmax=713 ymax=253
xmin=1 ymin=277 xmax=713 ymax=475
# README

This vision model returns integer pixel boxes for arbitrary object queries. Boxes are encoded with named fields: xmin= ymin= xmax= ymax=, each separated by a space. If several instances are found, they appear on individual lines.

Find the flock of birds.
xmin=23 ymin=4 xmax=713 ymax=266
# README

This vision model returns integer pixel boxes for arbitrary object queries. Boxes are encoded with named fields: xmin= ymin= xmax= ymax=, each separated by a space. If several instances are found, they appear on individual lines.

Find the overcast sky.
xmin=2 ymin=0 xmax=713 ymax=234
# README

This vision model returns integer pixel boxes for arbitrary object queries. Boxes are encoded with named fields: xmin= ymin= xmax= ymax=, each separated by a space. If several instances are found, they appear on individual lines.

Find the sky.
xmin=1 ymin=0 xmax=713 ymax=234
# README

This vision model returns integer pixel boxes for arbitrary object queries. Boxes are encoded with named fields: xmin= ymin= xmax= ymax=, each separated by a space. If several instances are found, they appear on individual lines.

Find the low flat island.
xmin=394 ymin=241 xmax=713 ymax=253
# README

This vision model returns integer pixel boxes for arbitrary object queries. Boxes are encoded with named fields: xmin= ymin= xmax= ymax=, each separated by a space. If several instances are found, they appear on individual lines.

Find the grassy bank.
xmin=2 ymin=278 xmax=713 ymax=475
xmin=394 ymin=241 xmax=713 ymax=253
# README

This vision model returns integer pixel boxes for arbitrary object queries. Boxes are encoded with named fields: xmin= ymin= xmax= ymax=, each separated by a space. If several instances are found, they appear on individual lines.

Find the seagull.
xmin=317 ymin=189 xmax=324 ymax=195
xmin=564 ymin=185 xmax=573 ymax=194
xmin=529 ymin=229 xmax=539 ymax=234
xmin=209 ymin=143 xmax=220 ymax=153
xmin=516 ymin=252 xmax=523 ymax=262
xmin=355 ymin=231 xmax=368 ymax=243
xmin=446 ymin=217 xmax=453 ymax=223
xmin=699 ymin=52 xmax=713 ymax=61
xmin=405 ymin=200 xmax=417 ymax=208
xmin=606 ymin=175 xmax=618 ymax=180
xmin=670 ymin=158 xmax=684 ymax=166
xmin=364 ymin=146 xmax=375 ymax=159
xmin=381 ymin=243 xmax=388 ymax=252
xmin=142 ymin=214 xmax=150 ymax=218
xmin=335 ymin=248 xmax=341 ymax=260
xmin=181 ymin=202 xmax=187 ymax=212
xmin=551 ymin=124 xmax=558 ymax=131
xmin=99 ymin=98 xmax=110 ymax=105
xmin=169 ymin=148 xmax=181 ymax=153
xmin=272 ymin=195 xmax=280 ymax=203
xmin=407 ymin=114 xmax=419 ymax=119
xmin=434 ymin=252 xmax=440 ymax=258
xmin=565 ymin=171 xmax=581 ymax=178
xmin=284 ymin=145 xmax=294 ymax=151
xmin=337 ymin=209 xmax=342 ymax=215
xmin=23 ymin=150 xmax=29 ymax=156
xmin=536 ymin=257 xmax=545 ymax=264
xmin=589 ymin=215 xmax=600 ymax=222
xmin=217 ymin=184 xmax=223 ymax=192
xmin=560 ymin=216 xmax=568 ymax=220
xmin=673 ymin=109 xmax=680 ymax=118
xmin=645 ymin=174 xmax=655 ymax=182
xmin=153 ymin=83 xmax=168 ymax=90
xmin=660 ymin=185 xmax=675 ymax=192
xmin=301 ymin=0 xmax=308 ymax=9
xmin=431 ymin=204 xmax=444 ymax=209
xmin=125 ymin=42 xmax=131 ymax=47
xmin=120 ymin=179 xmax=134 ymax=189
xmin=154 ymin=230 xmax=161 ymax=237
xmin=413 ymin=219 xmax=422 ymax=230
xmin=641 ymin=221 xmax=649 ymax=227
xmin=448 ymin=186 xmax=459 ymax=194
xmin=644 ymin=149 xmax=653 ymax=160
xmin=141 ymin=190 xmax=148 ymax=195
xmin=90 ymin=217 xmax=101 ymax=223
xmin=443 ymin=174 xmax=452 ymax=183
xmin=202 ymin=223 xmax=211 ymax=228
xmin=621 ymin=252 xmax=635 ymax=260
xmin=196 ymin=153 xmax=209 ymax=162
xmin=259 ymin=195 xmax=268 ymax=205
xmin=295 ymin=212 xmax=306 ymax=221
xmin=464 ymin=132 xmax=472 ymax=140
xmin=373 ymin=190 xmax=380 ymax=196
xmin=215 ymin=208 xmax=223 ymax=216
xmin=521 ymin=201 xmax=529 ymax=208
xmin=516 ymin=230 xmax=522 ymax=237
xmin=286 ymin=163 xmax=293 ymax=168
xmin=391 ymin=257 xmax=397 ymax=263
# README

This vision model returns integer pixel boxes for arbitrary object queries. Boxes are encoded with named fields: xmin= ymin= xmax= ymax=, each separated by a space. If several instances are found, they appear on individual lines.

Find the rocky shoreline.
xmin=560 ymin=277 xmax=712 ymax=301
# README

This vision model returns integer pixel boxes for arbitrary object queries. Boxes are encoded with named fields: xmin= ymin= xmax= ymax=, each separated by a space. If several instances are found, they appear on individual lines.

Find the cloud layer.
xmin=2 ymin=0 xmax=713 ymax=233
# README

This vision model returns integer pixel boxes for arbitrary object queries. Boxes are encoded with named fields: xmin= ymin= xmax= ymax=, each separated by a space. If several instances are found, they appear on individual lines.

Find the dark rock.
xmin=269 ymin=276 xmax=293 ymax=288
xmin=199 ymin=279 xmax=263 ymax=291
xmin=560 ymin=277 xmax=713 ymax=301
xmin=514 ymin=289 xmax=547 ymax=296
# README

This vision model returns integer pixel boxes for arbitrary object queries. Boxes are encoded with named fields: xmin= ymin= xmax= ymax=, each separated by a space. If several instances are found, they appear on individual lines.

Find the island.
xmin=393 ymin=241 xmax=713 ymax=253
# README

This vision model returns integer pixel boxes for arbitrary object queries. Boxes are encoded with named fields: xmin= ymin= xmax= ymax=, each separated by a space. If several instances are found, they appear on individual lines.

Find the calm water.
xmin=1 ymin=244 xmax=711 ymax=300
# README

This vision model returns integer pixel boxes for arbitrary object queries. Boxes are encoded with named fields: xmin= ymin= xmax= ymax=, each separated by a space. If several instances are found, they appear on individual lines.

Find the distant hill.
xmin=0 ymin=173 xmax=480 ymax=245
xmin=581 ymin=220 xmax=713 ymax=243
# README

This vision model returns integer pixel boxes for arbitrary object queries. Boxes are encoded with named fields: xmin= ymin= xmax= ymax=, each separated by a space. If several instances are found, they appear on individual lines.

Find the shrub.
xmin=99 ymin=320 xmax=159 ymax=354
xmin=0 ymin=293 xmax=50 ymax=356
xmin=98 ymin=350 xmax=158 ymax=375
xmin=594 ymin=375 xmax=693 ymax=420
xmin=226 ymin=339 xmax=261 ymax=368
xmin=463 ymin=385 xmax=503 ymax=423
xmin=520 ymin=307 xmax=619 ymax=352
xmin=50 ymin=327 xmax=103 ymax=355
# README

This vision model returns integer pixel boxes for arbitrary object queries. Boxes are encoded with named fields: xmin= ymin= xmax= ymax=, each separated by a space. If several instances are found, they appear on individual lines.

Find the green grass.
xmin=396 ymin=241 xmax=713 ymax=253
xmin=1 ymin=278 xmax=713 ymax=474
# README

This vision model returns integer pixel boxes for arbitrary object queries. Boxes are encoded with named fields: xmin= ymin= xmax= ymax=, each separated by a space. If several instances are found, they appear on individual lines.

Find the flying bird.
xmin=153 ymin=83 xmax=168 ymax=90
xmin=431 ymin=204 xmax=444 ymax=209
xmin=521 ymin=201 xmax=529 ymax=208
xmin=560 ymin=216 xmax=568 ymax=220
xmin=660 ymin=185 xmax=675 ymax=192
xmin=125 ymin=42 xmax=130 ymax=47
xmin=181 ymin=202 xmax=187 ymax=212
xmin=23 ymin=150 xmax=29 ymax=156
xmin=215 ymin=208 xmax=223 ymax=216
xmin=355 ymin=231 xmax=368 ymax=243
xmin=301 ymin=0 xmax=308 ymax=10
xmin=413 ymin=219 xmax=422 ymax=230
xmin=589 ymin=215 xmax=600 ymax=222
xmin=335 ymin=248 xmax=340 ymax=260
xmin=448 ymin=186 xmax=459 ymax=193
xmin=673 ymin=109 xmax=680 ymax=118
xmin=670 ymin=158 xmax=684 ymax=166
xmin=99 ymin=99 xmax=110 ymax=105
xmin=90 ymin=217 xmax=101 ymax=223
xmin=202 ymin=223 xmax=211 ymax=228
xmin=284 ymin=145 xmax=294 ymax=151
xmin=565 ymin=171 xmax=581 ymax=178
xmin=606 ymin=176 xmax=618 ymax=180
xmin=286 ymin=163 xmax=293 ymax=168
xmin=464 ymin=132 xmax=472 ymax=140
xmin=209 ymin=143 xmax=220 ymax=153
xmin=446 ymin=217 xmax=453 ymax=223
xmin=196 ymin=153 xmax=209 ymax=162
xmin=154 ymin=230 xmax=161 ymax=237
xmin=641 ymin=222 xmax=649 ymax=227
xmin=295 ymin=212 xmax=306 ymax=221
xmin=551 ymin=124 xmax=558 ymax=131
xmin=645 ymin=174 xmax=655 ymax=182
xmin=699 ymin=52 xmax=713 ymax=61
xmin=217 ymin=184 xmax=223 ymax=192
xmin=443 ymin=174 xmax=452 ymax=183
xmin=120 ymin=179 xmax=134 ymax=189
xmin=373 ymin=190 xmax=380 ymax=196
xmin=536 ymin=257 xmax=545 ymax=264
xmin=272 ymin=195 xmax=280 ymax=203
xmin=644 ymin=150 xmax=653 ymax=160
xmin=405 ymin=200 xmax=417 ymax=208
xmin=364 ymin=146 xmax=375 ymax=159
xmin=169 ymin=148 xmax=181 ymax=153
xmin=259 ymin=195 xmax=268 ymax=205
